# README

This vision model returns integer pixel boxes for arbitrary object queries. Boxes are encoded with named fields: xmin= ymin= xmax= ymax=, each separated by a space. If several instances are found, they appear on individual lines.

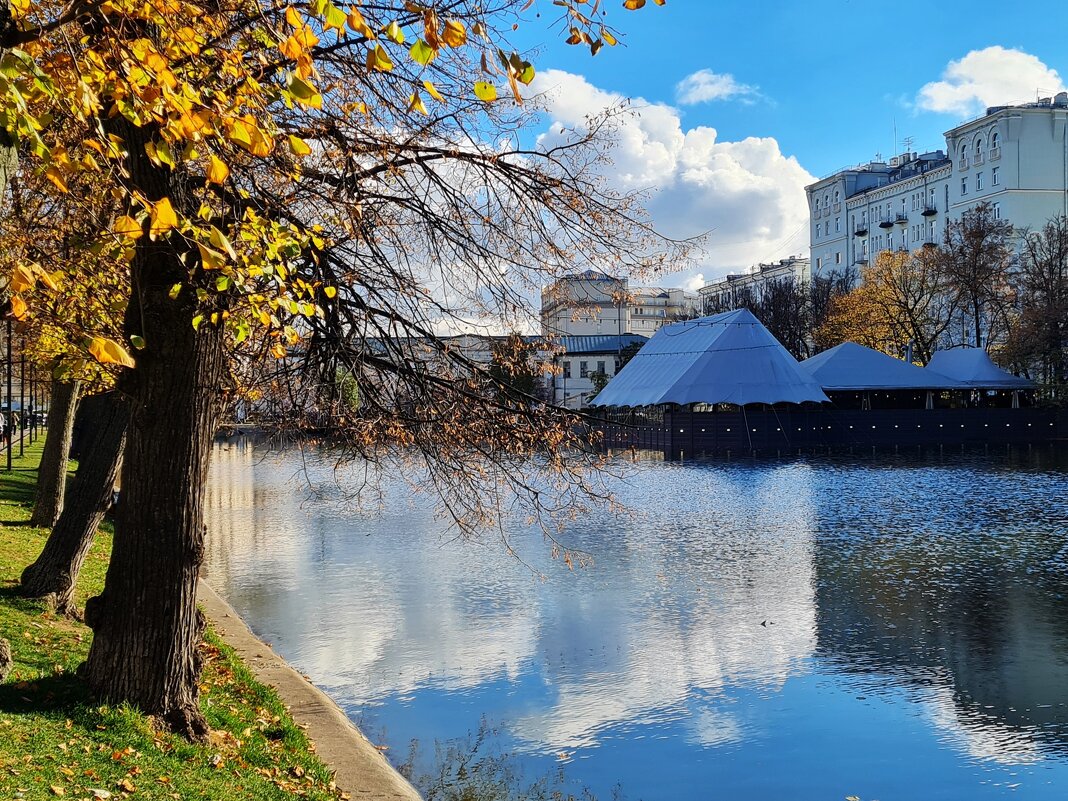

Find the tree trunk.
xmin=0 ymin=637 xmax=11 ymax=682
xmin=29 ymin=379 xmax=82 ymax=528
xmin=20 ymin=390 xmax=128 ymax=616
xmin=81 ymin=229 xmax=226 ymax=739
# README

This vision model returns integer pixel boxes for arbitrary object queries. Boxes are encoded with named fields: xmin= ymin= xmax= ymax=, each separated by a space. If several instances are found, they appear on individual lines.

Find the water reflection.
xmin=204 ymin=440 xmax=1068 ymax=800
xmin=812 ymin=463 xmax=1068 ymax=763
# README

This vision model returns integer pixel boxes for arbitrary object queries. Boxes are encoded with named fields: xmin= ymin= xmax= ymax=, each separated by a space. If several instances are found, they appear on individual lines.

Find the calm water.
xmin=203 ymin=440 xmax=1068 ymax=801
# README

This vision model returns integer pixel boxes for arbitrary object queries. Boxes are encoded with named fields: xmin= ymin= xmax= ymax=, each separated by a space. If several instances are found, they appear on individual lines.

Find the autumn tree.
xmin=813 ymin=251 xmax=955 ymax=363
xmin=0 ymin=148 xmax=133 ymax=614
xmin=2 ymin=0 xmax=677 ymax=736
xmin=1004 ymin=216 xmax=1068 ymax=388
xmin=937 ymin=202 xmax=1015 ymax=349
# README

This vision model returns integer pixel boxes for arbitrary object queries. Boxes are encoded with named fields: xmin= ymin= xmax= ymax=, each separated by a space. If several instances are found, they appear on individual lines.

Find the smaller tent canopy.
xmin=799 ymin=342 xmax=965 ymax=390
xmin=926 ymin=348 xmax=1034 ymax=389
xmin=591 ymin=308 xmax=829 ymax=407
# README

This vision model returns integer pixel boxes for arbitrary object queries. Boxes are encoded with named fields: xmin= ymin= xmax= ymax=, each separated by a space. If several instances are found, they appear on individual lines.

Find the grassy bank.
xmin=0 ymin=441 xmax=346 ymax=800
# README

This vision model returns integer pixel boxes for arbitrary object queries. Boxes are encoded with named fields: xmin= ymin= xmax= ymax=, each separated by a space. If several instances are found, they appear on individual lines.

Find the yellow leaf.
xmin=35 ymin=267 xmax=59 ymax=291
xmin=44 ymin=167 xmax=69 ymax=193
xmin=346 ymin=8 xmax=375 ymax=38
xmin=366 ymin=44 xmax=393 ymax=72
xmin=602 ymin=29 xmax=617 ymax=46
xmin=149 ymin=197 xmax=179 ymax=238
xmin=442 ymin=19 xmax=466 ymax=47
xmin=324 ymin=286 xmax=337 ymax=298
xmin=111 ymin=215 xmax=142 ymax=242
xmin=288 ymin=135 xmax=312 ymax=156
xmin=407 ymin=92 xmax=428 ymax=115
xmin=197 ymin=242 xmax=227 ymax=270
xmin=285 ymin=6 xmax=302 ymax=28
xmin=207 ymin=154 xmax=229 ymax=184
xmin=383 ymin=20 xmax=405 ymax=44
xmin=9 ymin=296 xmax=27 ymax=320
xmin=209 ymin=227 xmax=238 ymax=259
xmin=422 ymin=80 xmax=444 ymax=102
xmin=88 ymin=337 xmax=136 ymax=369
xmin=623 ymin=0 xmax=646 ymax=8
xmin=474 ymin=81 xmax=497 ymax=102
xmin=9 ymin=265 xmax=34 ymax=293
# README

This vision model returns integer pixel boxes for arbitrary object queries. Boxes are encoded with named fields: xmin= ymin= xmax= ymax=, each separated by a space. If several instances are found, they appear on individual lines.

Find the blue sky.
xmin=508 ymin=0 xmax=1068 ymax=285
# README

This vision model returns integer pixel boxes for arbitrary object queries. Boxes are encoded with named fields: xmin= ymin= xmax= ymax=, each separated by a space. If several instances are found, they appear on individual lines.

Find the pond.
xmin=203 ymin=439 xmax=1068 ymax=801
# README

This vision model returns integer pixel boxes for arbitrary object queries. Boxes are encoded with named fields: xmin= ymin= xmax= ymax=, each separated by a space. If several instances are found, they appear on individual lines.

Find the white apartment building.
xmin=540 ymin=271 xmax=699 ymax=337
xmin=808 ymin=94 xmax=1068 ymax=276
xmin=698 ymin=256 xmax=810 ymax=312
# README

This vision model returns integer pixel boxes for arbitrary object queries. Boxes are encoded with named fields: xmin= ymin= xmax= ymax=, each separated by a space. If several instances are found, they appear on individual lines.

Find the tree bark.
xmin=82 ymin=284 xmax=225 ymax=739
xmin=20 ymin=390 xmax=128 ymax=616
xmin=80 ymin=108 xmax=227 ymax=735
xmin=0 ymin=637 xmax=11 ymax=682
xmin=29 ymin=379 xmax=82 ymax=528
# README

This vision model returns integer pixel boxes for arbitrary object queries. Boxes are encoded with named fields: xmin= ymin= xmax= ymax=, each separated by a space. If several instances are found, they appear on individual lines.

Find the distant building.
xmin=697 ymin=256 xmax=810 ymax=312
xmin=808 ymin=94 xmax=1068 ymax=276
xmin=541 ymin=271 xmax=699 ymax=338
xmin=546 ymin=334 xmax=648 ymax=410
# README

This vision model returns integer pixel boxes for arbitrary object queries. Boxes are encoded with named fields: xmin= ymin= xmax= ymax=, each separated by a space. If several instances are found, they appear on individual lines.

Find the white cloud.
xmin=528 ymin=70 xmax=814 ymax=286
xmin=917 ymin=46 xmax=1065 ymax=116
xmin=675 ymin=69 xmax=758 ymax=105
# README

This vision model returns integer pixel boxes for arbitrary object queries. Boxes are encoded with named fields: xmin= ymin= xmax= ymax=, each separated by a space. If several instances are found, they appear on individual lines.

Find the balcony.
xmin=922 ymin=240 xmax=939 ymax=250
xmin=958 ymin=156 xmax=969 ymax=170
xmin=973 ymin=153 xmax=985 ymax=166
xmin=855 ymin=256 xmax=869 ymax=265
xmin=878 ymin=219 xmax=894 ymax=229
xmin=833 ymin=202 xmax=842 ymax=213
xmin=990 ymin=146 xmax=1001 ymax=161
xmin=895 ymin=213 xmax=908 ymax=225
xmin=921 ymin=205 xmax=938 ymax=217
xmin=853 ymin=224 xmax=868 ymax=237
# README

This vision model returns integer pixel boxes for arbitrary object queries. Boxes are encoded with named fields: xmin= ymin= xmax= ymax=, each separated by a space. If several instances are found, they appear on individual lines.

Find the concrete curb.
xmin=197 ymin=580 xmax=423 ymax=801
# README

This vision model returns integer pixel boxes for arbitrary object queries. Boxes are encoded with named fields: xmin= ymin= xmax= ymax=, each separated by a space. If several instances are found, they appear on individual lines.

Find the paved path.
xmin=197 ymin=581 xmax=423 ymax=801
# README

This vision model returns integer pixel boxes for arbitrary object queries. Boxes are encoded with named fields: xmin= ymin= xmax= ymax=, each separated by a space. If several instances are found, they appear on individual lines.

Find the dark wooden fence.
xmin=597 ymin=407 xmax=1068 ymax=459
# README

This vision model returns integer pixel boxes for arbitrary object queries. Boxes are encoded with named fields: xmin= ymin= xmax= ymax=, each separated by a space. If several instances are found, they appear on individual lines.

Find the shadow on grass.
xmin=0 ymin=464 xmax=37 ymax=506
xmin=0 ymin=671 xmax=92 ymax=717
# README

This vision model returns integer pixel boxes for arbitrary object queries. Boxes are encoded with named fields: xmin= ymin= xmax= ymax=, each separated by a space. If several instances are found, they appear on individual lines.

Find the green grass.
xmin=1 ymin=441 xmax=346 ymax=800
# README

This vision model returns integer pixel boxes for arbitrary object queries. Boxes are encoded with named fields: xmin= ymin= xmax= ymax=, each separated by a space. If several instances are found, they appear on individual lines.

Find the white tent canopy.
xmin=591 ymin=309 xmax=830 ymax=407
xmin=926 ymin=348 xmax=1034 ymax=389
xmin=799 ymin=342 xmax=966 ymax=391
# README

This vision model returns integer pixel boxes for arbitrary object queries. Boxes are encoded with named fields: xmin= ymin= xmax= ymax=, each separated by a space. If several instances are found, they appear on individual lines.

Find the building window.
xmin=814 ymin=199 xmax=820 ymax=213
xmin=597 ymin=360 xmax=606 ymax=374
xmin=563 ymin=361 xmax=572 ymax=379
xmin=579 ymin=360 xmax=588 ymax=378
xmin=835 ymin=252 xmax=842 ymax=264
xmin=835 ymin=218 xmax=841 ymax=232
xmin=992 ymin=166 xmax=999 ymax=185
xmin=816 ymin=256 xmax=822 ymax=269
xmin=993 ymin=203 xmax=1002 ymax=220
xmin=991 ymin=131 xmax=999 ymax=148
xmin=961 ymin=177 xmax=967 ymax=195
xmin=888 ymin=233 xmax=894 ymax=249
xmin=975 ymin=137 xmax=983 ymax=157
xmin=928 ymin=221 xmax=936 ymax=242
xmin=976 ymin=172 xmax=984 ymax=190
